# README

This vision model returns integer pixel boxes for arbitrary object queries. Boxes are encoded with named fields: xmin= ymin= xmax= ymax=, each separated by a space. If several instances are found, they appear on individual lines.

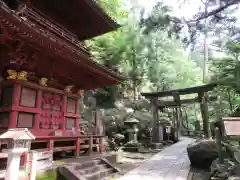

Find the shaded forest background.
xmin=81 ymin=0 xmax=240 ymax=133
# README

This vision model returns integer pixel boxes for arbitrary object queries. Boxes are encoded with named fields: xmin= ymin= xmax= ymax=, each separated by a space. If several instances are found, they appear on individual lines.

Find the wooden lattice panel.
xmin=17 ymin=112 xmax=34 ymax=128
xmin=67 ymin=98 xmax=76 ymax=113
xmin=40 ymin=91 xmax=63 ymax=129
xmin=20 ymin=87 xmax=37 ymax=107
xmin=0 ymin=80 xmax=81 ymax=136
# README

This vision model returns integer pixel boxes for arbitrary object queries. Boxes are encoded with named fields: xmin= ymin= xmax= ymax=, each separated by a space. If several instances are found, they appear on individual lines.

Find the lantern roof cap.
xmin=0 ymin=128 xmax=35 ymax=140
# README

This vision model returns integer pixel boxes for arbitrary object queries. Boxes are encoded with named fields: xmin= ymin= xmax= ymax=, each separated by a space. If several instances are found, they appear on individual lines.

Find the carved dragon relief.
xmin=8 ymin=39 xmax=27 ymax=66
xmin=6 ymin=39 xmax=40 ymax=69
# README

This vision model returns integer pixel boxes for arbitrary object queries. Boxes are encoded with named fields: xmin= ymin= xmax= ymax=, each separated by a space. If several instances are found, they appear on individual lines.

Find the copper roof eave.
xmin=83 ymin=0 xmax=121 ymax=31
xmin=30 ymin=0 xmax=121 ymax=40
xmin=87 ymin=60 xmax=126 ymax=82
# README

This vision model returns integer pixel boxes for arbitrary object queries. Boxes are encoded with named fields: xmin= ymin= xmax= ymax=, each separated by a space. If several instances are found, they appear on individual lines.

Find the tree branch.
xmin=188 ymin=0 xmax=240 ymax=22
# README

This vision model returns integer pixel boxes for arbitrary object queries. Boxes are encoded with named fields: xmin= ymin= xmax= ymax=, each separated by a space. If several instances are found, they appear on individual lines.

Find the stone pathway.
xmin=117 ymin=137 xmax=195 ymax=180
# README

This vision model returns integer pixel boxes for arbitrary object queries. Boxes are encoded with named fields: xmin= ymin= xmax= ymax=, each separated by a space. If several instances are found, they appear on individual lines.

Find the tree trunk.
xmin=199 ymin=92 xmax=210 ymax=138
xmin=203 ymin=1 xmax=209 ymax=82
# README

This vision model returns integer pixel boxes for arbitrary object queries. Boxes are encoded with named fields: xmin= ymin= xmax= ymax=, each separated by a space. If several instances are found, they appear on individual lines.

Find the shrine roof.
xmin=0 ymin=128 xmax=35 ymax=140
xmin=141 ymin=83 xmax=218 ymax=98
xmin=30 ymin=0 xmax=120 ymax=40
xmin=0 ymin=5 xmax=124 ymax=89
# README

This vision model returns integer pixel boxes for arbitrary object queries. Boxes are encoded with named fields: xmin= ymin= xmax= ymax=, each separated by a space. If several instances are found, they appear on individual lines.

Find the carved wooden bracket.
xmin=0 ymin=20 xmax=11 ymax=44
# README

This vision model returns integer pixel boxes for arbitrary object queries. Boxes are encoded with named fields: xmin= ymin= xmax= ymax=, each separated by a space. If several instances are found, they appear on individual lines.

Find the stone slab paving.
xmin=117 ymin=137 xmax=195 ymax=180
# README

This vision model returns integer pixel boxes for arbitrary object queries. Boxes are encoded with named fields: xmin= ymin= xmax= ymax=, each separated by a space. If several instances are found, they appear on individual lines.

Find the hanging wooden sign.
xmin=223 ymin=117 xmax=240 ymax=136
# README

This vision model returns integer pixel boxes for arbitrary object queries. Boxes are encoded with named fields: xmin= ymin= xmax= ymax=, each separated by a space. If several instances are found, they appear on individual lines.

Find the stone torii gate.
xmin=141 ymin=83 xmax=218 ymax=144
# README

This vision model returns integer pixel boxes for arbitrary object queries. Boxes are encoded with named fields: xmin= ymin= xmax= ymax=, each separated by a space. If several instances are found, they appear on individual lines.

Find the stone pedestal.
xmin=151 ymin=143 xmax=163 ymax=150
xmin=4 ymin=148 xmax=28 ymax=180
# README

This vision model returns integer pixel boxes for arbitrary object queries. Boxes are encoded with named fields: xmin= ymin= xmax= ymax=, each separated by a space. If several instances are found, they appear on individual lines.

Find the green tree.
xmin=208 ymin=41 xmax=240 ymax=120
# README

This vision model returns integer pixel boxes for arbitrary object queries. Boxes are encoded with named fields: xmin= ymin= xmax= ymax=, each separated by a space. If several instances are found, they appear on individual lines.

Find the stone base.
xmin=122 ymin=142 xmax=141 ymax=152
xmin=151 ymin=143 xmax=163 ymax=150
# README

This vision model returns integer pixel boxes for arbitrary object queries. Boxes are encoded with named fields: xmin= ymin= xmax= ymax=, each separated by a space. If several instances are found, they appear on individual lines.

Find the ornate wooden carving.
xmin=0 ymin=19 xmax=11 ymax=43
xmin=0 ymin=7 xmax=121 ymax=90
xmin=8 ymin=39 xmax=27 ymax=66
xmin=7 ymin=69 xmax=17 ymax=80
xmin=40 ymin=91 xmax=63 ymax=129
xmin=64 ymin=85 xmax=74 ymax=93
xmin=39 ymin=78 xmax=48 ymax=86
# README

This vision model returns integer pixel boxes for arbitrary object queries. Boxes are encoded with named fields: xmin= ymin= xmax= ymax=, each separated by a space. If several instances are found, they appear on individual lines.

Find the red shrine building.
xmin=0 ymin=0 xmax=122 ymax=164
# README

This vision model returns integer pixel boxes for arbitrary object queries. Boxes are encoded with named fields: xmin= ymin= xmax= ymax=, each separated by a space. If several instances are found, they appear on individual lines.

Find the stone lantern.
xmin=0 ymin=128 xmax=35 ymax=180
xmin=124 ymin=118 xmax=139 ymax=143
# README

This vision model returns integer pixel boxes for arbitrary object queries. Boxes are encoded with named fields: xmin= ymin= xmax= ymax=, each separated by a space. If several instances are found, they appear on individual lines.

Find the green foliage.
xmin=210 ymin=41 xmax=240 ymax=93
xmin=98 ymin=0 xmax=128 ymax=21
xmin=84 ymin=1 xmax=240 ymax=132
xmin=141 ymin=0 xmax=240 ymax=51
xmin=36 ymin=171 xmax=56 ymax=180
xmin=145 ymin=30 xmax=202 ymax=92
xmin=86 ymin=0 xmax=203 ymax=119
xmin=208 ymin=40 xmax=240 ymax=121
xmin=87 ymin=0 xmax=240 ymax=140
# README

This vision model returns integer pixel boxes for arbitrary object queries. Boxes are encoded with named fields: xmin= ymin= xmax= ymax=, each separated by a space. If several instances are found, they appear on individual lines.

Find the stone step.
xmin=100 ymin=173 xmax=121 ymax=180
xmin=85 ymin=167 xmax=114 ymax=180
xmin=79 ymin=164 xmax=108 ymax=175
xmin=57 ymin=158 xmax=118 ymax=180
xmin=75 ymin=159 xmax=101 ymax=170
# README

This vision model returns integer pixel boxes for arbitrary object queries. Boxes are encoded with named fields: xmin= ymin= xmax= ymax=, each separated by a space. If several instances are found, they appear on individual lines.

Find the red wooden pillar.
xmin=75 ymin=99 xmax=80 ymax=131
xmin=62 ymin=96 xmax=67 ymax=131
xmin=75 ymin=137 xmax=80 ymax=157
xmin=99 ymin=137 xmax=104 ymax=153
xmin=34 ymin=89 xmax=42 ymax=132
xmin=9 ymin=83 xmax=21 ymax=128
xmin=48 ymin=140 xmax=54 ymax=151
